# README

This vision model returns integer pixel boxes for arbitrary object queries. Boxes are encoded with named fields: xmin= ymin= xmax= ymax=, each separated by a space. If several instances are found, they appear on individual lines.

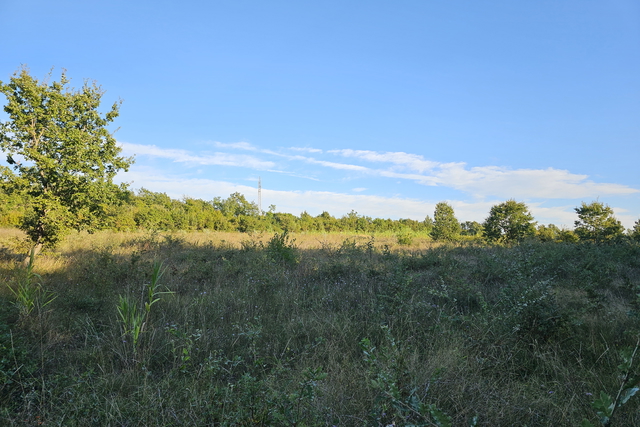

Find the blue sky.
xmin=2 ymin=0 xmax=639 ymax=228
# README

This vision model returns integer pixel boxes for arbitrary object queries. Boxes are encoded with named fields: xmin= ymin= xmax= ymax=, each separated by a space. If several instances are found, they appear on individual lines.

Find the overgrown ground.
xmin=1 ymin=229 xmax=639 ymax=426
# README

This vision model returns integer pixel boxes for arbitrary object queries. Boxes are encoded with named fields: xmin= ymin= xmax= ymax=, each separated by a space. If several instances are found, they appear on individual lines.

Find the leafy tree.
xmin=274 ymin=212 xmax=300 ymax=232
xmin=137 ymin=188 xmax=173 ymax=207
xmin=398 ymin=218 xmax=424 ymax=232
xmin=536 ymin=224 xmax=560 ymax=242
xmin=483 ymin=200 xmax=536 ymax=243
xmin=574 ymin=201 xmax=624 ymax=243
xmin=340 ymin=210 xmax=360 ymax=231
xmin=431 ymin=202 xmax=461 ymax=241
xmin=371 ymin=217 xmax=395 ymax=233
xmin=422 ymin=215 xmax=434 ymax=235
xmin=316 ymin=211 xmax=339 ymax=232
xmin=212 ymin=192 xmax=259 ymax=217
xmin=461 ymin=221 xmax=483 ymax=237
xmin=0 ymin=67 xmax=132 ymax=248
xmin=558 ymin=228 xmax=579 ymax=243
xmin=236 ymin=215 xmax=260 ymax=233
xmin=0 ymin=187 xmax=27 ymax=227
xmin=630 ymin=219 xmax=640 ymax=242
xmin=298 ymin=211 xmax=318 ymax=232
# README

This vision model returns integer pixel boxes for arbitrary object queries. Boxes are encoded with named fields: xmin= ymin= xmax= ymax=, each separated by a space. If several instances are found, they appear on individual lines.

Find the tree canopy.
xmin=574 ymin=201 xmax=624 ymax=243
xmin=483 ymin=200 xmax=536 ymax=243
xmin=431 ymin=202 xmax=461 ymax=241
xmin=0 ymin=67 xmax=133 ymax=247
xmin=631 ymin=219 xmax=640 ymax=242
xmin=212 ymin=192 xmax=259 ymax=217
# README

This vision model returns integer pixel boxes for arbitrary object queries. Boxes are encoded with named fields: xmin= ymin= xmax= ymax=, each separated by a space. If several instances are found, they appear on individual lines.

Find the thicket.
xmin=2 ymin=189 xmax=637 ymax=246
xmin=0 ymin=188 xmax=436 ymax=236
xmin=1 ymin=230 xmax=639 ymax=425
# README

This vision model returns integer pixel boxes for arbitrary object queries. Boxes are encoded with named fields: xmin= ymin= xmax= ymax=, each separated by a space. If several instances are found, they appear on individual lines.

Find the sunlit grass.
xmin=0 ymin=228 xmax=638 ymax=425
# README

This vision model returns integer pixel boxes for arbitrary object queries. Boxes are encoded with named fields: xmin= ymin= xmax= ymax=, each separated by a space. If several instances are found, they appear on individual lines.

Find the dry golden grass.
xmin=22 ymin=228 xmax=445 ymax=256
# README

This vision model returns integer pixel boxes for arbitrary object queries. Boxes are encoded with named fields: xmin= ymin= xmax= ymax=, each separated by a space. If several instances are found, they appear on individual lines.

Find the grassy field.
xmin=1 ymin=229 xmax=639 ymax=426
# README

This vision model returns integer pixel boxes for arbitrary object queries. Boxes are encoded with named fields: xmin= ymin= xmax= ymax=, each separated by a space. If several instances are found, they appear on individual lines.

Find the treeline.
xmin=0 ymin=189 xmax=432 ymax=235
xmin=1 ymin=188 xmax=639 ymax=243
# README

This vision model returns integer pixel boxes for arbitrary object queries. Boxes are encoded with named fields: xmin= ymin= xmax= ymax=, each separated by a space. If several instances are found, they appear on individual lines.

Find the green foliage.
xmin=361 ymin=326 xmax=460 ymax=427
xmin=631 ymin=219 xmax=640 ymax=241
xmin=5 ymin=246 xmax=56 ymax=323
xmin=396 ymin=228 xmax=415 ymax=245
xmin=0 ymin=67 xmax=133 ymax=247
xmin=583 ymin=338 xmax=640 ymax=426
xmin=116 ymin=260 xmax=172 ymax=360
xmin=483 ymin=199 xmax=536 ymax=243
xmin=3 ymin=218 xmax=640 ymax=424
xmin=461 ymin=220 xmax=482 ymax=237
xmin=574 ymin=201 xmax=625 ymax=243
xmin=0 ymin=188 xmax=26 ymax=227
xmin=537 ymin=224 xmax=561 ymax=242
xmin=558 ymin=228 xmax=580 ymax=243
xmin=0 ymin=316 xmax=35 ymax=410
xmin=212 ymin=192 xmax=259 ymax=217
xmin=266 ymin=230 xmax=298 ymax=265
xmin=431 ymin=202 xmax=461 ymax=242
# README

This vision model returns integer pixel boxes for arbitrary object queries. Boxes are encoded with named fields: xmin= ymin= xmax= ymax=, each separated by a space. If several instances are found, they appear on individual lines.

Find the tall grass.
xmin=0 ymin=229 xmax=639 ymax=425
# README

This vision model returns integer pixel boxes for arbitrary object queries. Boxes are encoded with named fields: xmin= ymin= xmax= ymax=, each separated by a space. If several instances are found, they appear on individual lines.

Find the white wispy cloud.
xmin=302 ymin=157 xmax=370 ymax=172
xmin=119 ymin=142 xmax=275 ymax=169
xmin=329 ymin=149 xmax=439 ymax=173
xmin=431 ymin=164 xmax=639 ymax=199
xmin=212 ymin=141 xmax=257 ymax=151
xmin=288 ymin=147 xmax=323 ymax=153
xmin=319 ymin=148 xmax=638 ymax=199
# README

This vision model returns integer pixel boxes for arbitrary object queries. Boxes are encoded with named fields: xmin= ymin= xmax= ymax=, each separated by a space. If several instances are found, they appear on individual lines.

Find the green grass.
xmin=0 ymin=229 xmax=639 ymax=426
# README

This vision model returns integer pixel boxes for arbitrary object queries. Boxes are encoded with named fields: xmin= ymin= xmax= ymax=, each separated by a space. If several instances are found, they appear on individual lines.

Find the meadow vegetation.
xmin=3 ymin=67 xmax=640 ymax=426
xmin=1 ymin=228 xmax=639 ymax=426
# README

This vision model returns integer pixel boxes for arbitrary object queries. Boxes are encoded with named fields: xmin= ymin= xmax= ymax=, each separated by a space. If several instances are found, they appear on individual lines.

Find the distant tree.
xmin=131 ymin=189 xmax=174 ymax=229
xmin=236 ymin=215 xmax=262 ymax=233
xmin=274 ymin=212 xmax=300 ymax=232
xmin=340 ymin=210 xmax=360 ymax=231
xmin=630 ymin=219 xmax=640 ymax=242
xmin=483 ymin=200 xmax=536 ymax=243
xmin=536 ymin=224 xmax=561 ymax=242
xmin=212 ymin=192 xmax=259 ymax=217
xmin=461 ymin=221 xmax=483 ymax=237
xmin=395 ymin=218 xmax=418 ymax=233
xmin=574 ymin=201 xmax=624 ymax=243
xmin=316 ymin=211 xmax=339 ymax=232
xmin=423 ymin=215 xmax=434 ymax=235
xmin=298 ymin=211 xmax=318 ymax=232
xmin=372 ymin=218 xmax=395 ymax=233
xmin=0 ymin=187 xmax=27 ymax=227
xmin=137 ymin=188 xmax=173 ymax=207
xmin=558 ymin=228 xmax=579 ymax=243
xmin=431 ymin=202 xmax=461 ymax=241
xmin=0 ymin=67 xmax=132 ymax=249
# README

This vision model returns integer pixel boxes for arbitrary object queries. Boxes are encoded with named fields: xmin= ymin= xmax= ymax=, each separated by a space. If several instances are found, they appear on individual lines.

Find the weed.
xmin=267 ymin=230 xmax=298 ymax=265
xmin=361 ymin=325 xmax=463 ymax=426
xmin=116 ymin=260 xmax=173 ymax=362
xmin=396 ymin=229 xmax=414 ymax=246
xmin=582 ymin=336 xmax=640 ymax=427
xmin=6 ymin=247 xmax=56 ymax=325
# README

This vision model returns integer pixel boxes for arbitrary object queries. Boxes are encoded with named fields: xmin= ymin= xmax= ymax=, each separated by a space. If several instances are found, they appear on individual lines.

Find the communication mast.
xmin=258 ymin=177 xmax=262 ymax=215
